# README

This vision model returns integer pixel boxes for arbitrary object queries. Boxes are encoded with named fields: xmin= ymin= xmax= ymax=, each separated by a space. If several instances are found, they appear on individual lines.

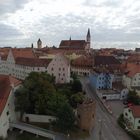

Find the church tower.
xmin=86 ymin=28 xmax=91 ymax=49
xmin=37 ymin=38 xmax=42 ymax=48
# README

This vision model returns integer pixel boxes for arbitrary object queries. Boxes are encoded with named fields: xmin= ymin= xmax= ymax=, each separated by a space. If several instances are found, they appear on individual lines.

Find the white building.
xmin=123 ymin=105 xmax=140 ymax=130
xmin=0 ymin=48 xmax=70 ymax=84
xmin=0 ymin=75 xmax=21 ymax=138
xmin=47 ymin=53 xmax=70 ymax=83
xmin=123 ymin=63 xmax=140 ymax=94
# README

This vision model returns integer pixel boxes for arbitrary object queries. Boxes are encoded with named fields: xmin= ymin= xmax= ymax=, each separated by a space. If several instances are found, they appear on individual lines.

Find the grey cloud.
xmin=0 ymin=0 xmax=29 ymax=15
xmin=28 ymin=13 xmax=140 ymax=47
xmin=83 ymin=0 xmax=121 ymax=7
xmin=0 ymin=23 xmax=23 ymax=38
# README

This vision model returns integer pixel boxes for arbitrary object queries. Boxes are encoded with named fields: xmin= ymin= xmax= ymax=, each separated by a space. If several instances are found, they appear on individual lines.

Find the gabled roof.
xmin=129 ymin=106 xmax=140 ymax=118
xmin=12 ymin=48 xmax=36 ymax=59
xmin=127 ymin=54 xmax=140 ymax=63
xmin=15 ymin=57 xmax=52 ymax=67
xmin=59 ymin=40 xmax=86 ymax=49
xmin=0 ymin=75 xmax=21 ymax=115
xmin=94 ymin=55 xmax=120 ymax=66
xmin=125 ymin=63 xmax=140 ymax=77
xmin=71 ymin=55 xmax=93 ymax=68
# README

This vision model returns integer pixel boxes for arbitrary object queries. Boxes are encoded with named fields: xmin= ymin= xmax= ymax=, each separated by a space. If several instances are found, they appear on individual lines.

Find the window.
xmin=61 ymin=78 xmax=63 ymax=81
xmin=78 ymin=115 xmax=80 ymax=119
xmin=59 ymin=73 xmax=61 ymax=76
xmin=63 ymin=73 xmax=65 ymax=76
xmin=137 ymin=126 xmax=140 ymax=129
xmin=125 ymin=113 xmax=128 ymax=116
xmin=59 ymin=68 xmax=61 ymax=71
xmin=63 ymin=68 xmax=65 ymax=71
xmin=139 ymin=120 xmax=140 ymax=123
xmin=7 ymin=111 xmax=9 ymax=116
xmin=51 ymin=67 xmax=54 ymax=71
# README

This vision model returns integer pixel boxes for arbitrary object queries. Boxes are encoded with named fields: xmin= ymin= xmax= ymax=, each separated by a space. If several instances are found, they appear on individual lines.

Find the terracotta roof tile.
xmin=0 ymin=75 xmax=21 ymax=115
xmin=94 ymin=55 xmax=120 ymax=66
xmin=127 ymin=54 xmax=140 ymax=63
xmin=59 ymin=40 xmax=86 ymax=49
xmin=12 ymin=48 xmax=36 ymax=59
xmin=125 ymin=63 xmax=140 ymax=77
xmin=71 ymin=55 xmax=93 ymax=68
xmin=15 ymin=57 xmax=51 ymax=67
xmin=129 ymin=106 xmax=140 ymax=118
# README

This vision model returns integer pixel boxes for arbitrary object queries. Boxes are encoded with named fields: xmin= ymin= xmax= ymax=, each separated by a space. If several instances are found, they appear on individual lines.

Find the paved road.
xmin=80 ymin=77 xmax=132 ymax=140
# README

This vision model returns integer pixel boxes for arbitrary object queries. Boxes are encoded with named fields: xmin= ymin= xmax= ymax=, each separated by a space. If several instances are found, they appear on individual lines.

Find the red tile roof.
xmin=36 ymin=47 xmax=87 ymax=55
xmin=125 ymin=63 xmax=140 ymax=77
xmin=0 ymin=48 xmax=36 ymax=60
xmin=127 ymin=53 xmax=140 ymax=63
xmin=94 ymin=55 xmax=120 ymax=66
xmin=15 ymin=57 xmax=51 ymax=67
xmin=59 ymin=40 xmax=87 ymax=49
xmin=12 ymin=48 xmax=36 ymax=59
xmin=71 ymin=55 xmax=93 ymax=68
xmin=129 ymin=106 xmax=140 ymax=118
xmin=0 ymin=48 xmax=11 ymax=60
xmin=0 ymin=75 xmax=21 ymax=115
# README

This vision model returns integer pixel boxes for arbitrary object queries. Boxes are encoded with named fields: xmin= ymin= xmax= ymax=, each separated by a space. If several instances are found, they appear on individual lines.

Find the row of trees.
xmin=15 ymin=72 xmax=84 ymax=131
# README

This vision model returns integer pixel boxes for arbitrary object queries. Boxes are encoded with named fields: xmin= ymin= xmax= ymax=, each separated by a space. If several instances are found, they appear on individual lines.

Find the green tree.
xmin=56 ymin=102 xmax=75 ymax=131
xmin=70 ymin=92 xmax=85 ymax=108
xmin=15 ymin=87 xmax=30 ymax=120
xmin=71 ymin=79 xmax=82 ymax=92
xmin=47 ymin=93 xmax=67 ymax=115
xmin=127 ymin=90 xmax=140 ymax=105
xmin=15 ymin=72 xmax=56 ymax=115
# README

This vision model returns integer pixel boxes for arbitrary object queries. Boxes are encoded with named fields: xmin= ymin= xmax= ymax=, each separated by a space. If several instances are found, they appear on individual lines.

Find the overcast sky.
xmin=0 ymin=0 xmax=140 ymax=49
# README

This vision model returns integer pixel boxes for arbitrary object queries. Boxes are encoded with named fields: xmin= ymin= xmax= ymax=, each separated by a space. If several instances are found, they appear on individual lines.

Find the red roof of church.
xmin=59 ymin=40 xmax=87 ymax=49
xmin=0 ymin=75 xmax=21 ymax=115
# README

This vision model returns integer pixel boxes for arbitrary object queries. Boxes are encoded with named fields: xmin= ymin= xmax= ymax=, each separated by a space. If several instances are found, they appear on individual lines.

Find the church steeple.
xmin=86 ymin=28 xmax=90 ymax=43
xmin=37 ymin=38 xmax=42 ymax=48
xmin=69 ymin=36 xmax=71 ymax=41
xmin=31 ymin=43 xmax=34 ymax=48
xmin=85 ymin=28 xmax=91 ymax=50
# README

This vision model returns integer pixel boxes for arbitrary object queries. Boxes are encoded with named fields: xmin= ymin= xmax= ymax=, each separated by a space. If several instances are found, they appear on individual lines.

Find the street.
xmin=80 ymin=77 xmax=132 ymax=140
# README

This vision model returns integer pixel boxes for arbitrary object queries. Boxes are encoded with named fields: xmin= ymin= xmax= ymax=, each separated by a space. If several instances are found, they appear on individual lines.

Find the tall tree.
xmin=15 ymin=87 xmax=30 ymax=120
xmin=56 ymin=102 xmax=75 ymax=131
xmin=71 ymin=79 xmax=82 ymax=92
